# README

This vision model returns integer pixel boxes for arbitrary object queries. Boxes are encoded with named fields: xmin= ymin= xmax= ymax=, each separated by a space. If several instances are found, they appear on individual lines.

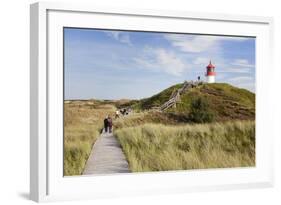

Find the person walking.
xmin=107 ymin=115 xmax=113 ymax=133
xmin=104 ymin=116 xmax=109 ymax=133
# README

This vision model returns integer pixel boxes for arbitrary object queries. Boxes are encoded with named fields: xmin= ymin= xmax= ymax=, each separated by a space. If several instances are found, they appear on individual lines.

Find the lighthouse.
xmin=206 ymin=60 xmax=216 ymax=83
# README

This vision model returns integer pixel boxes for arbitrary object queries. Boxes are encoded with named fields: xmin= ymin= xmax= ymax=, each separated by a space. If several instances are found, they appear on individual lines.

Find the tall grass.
xmin=64 ymin=101 xmax=116 ymax=176
xmin=115 ymin=121 xmax=255 ymax=172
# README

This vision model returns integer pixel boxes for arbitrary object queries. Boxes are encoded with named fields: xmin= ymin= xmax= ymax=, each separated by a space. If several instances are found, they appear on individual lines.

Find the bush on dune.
xmin=188 ymin=96 xmax=214 ymax=123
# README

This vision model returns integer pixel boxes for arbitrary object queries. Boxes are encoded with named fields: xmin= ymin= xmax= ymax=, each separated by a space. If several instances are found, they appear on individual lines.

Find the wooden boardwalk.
xmin=83 ymin=130 xmax=130 ymax=175
xmin=160 ymin=81 xmax=200 ymax=111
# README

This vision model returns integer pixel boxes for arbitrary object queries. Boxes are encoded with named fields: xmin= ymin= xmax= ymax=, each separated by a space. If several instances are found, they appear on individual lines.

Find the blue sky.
xmin=64 ymin=28 xmax=255 ymax=100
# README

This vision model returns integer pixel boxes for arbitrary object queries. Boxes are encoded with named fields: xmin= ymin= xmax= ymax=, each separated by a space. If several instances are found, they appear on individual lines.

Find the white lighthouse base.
xmin=207 ymin=76 xmax=215 ymax=83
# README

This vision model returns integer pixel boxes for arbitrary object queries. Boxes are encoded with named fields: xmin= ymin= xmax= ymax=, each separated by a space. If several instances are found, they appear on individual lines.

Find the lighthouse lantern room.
xmin=206 ymin=61 xmax=216 ymax=83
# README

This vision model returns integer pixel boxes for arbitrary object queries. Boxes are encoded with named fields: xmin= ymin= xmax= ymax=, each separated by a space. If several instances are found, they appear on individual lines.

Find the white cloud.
xmin=229 ymin=76 xmax=254 ymax=82
xmin=214 ymin=59 xmax=255 ymax=75
xmin=105 ymin=31 xmax=132 ymax=45
xmin=134 ymin=48 xmax=187 ymax=76
xmin=228 ymin=76 xmax=255 ymax=92
xmin=193 ymin=57 xmax=211 ymax=65
xmin=231 ymin=59 xmax=255 ymax=68
xmin=164 ymin=35 xmax=218 ymax=53
xmin=164 ymin=34 xmax=248 ymax=53
xmin=156 ymin=49 xmax=186 ymax=76
xmin=219 ymin=67 xmax=252 ymax=74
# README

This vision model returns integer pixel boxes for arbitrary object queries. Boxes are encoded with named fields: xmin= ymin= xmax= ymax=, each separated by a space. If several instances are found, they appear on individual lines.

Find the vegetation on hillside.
xmin=115 ymin=121 xmax=255 ymax=172
xmin=132 ymin=83 xmax=183 ymax=110
xmin=132 ymin=83 xmax=255 ymax=122
xmin=189 ymin=96 xmax=214 ymax=123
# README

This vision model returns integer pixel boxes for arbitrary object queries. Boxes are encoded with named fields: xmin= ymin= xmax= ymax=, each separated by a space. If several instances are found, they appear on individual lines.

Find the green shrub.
xmin=189 ymin=97 xmax=214 ymax=123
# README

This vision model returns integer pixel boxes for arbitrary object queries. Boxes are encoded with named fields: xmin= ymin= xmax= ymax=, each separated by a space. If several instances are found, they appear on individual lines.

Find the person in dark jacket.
xmin=104 ymin=116 xmax=109 ymax=133
xmin=107 ymin=115 xmax=113 ymax=133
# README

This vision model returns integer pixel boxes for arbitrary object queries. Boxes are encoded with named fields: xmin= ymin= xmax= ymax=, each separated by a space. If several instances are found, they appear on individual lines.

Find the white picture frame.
xmin=30 ymin=2 xmax=274 ymax=202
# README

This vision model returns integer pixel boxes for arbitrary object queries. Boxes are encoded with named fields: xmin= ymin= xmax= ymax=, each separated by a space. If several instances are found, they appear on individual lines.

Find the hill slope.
xmin=133 ymin=83 xmax=255 ymax=121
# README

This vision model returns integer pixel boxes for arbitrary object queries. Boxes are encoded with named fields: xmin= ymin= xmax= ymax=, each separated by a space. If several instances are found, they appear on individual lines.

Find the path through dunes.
xmin=83 ymin=130 xmax=130 ymax=175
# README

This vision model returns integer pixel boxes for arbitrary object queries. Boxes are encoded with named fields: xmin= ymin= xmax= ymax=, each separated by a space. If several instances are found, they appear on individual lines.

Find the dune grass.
xmin=64 ymin=101 xmax=116 ymax=176
xmin=115 ymin=121 xmax=255 ymax=172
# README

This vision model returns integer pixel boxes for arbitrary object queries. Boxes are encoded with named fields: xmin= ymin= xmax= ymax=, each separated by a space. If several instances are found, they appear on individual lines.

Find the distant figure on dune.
xmin=115 ymin=110 xmax=120 ymax=119
xmin=108 ymin=116 xmax=113 ymax=133
xmin=104 ymin=116 xmax=109 ymax=133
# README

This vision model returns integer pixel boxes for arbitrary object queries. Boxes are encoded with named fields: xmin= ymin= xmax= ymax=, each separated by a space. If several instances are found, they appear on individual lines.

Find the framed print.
xmin=30 ymin=2 xmax=274 ymax=202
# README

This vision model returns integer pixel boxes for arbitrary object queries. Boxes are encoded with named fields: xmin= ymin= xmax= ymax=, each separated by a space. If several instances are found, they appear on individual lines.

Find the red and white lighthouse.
xmin=206 ymin=60 xmax=216 ymax=83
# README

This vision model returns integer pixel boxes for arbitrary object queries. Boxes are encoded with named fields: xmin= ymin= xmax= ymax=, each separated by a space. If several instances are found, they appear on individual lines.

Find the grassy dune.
xmin=133 ymin=83 xmax=255 ymax=121
xmin=115 ymin=121 xmax=255 ymax=172
xmin=64 ymin=101 xmax=116 ymax=176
